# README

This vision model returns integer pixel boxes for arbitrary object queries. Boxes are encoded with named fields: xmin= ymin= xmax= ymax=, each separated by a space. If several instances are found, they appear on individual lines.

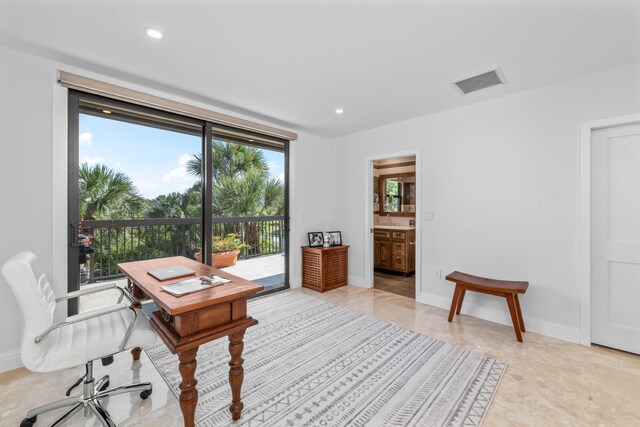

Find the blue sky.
xmin=79 ymin=114 xmax=284 ymax=199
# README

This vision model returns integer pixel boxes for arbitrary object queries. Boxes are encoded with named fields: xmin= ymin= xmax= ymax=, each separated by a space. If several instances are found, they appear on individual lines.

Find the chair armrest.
xmin=65 ymin=302 xmax=129 ymax=322
xmin=35 ymin=304 xmax=132 ymax=344
xmin=56 ymin=283 xmax=135 ymax=304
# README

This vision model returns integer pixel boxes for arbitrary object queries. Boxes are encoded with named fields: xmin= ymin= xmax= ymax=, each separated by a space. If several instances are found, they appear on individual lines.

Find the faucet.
xmin=386 ymin=214 xmax=391 ymax=225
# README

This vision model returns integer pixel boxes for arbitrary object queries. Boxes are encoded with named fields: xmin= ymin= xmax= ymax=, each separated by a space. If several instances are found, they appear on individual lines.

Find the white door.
xmin=591 ymin=123 xmax=640 ymax=354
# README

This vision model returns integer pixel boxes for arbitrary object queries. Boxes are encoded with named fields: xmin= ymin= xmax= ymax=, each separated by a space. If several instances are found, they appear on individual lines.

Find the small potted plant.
xmin=194 ymin=233 xmax=250 ymax=268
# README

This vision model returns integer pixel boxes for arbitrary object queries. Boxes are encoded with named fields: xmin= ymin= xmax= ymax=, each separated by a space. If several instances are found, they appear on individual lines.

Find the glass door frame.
xmin=67 ymin=91 xmax=208 ymax=314
xmin=67 ymin=91 xmax=290 ymax=313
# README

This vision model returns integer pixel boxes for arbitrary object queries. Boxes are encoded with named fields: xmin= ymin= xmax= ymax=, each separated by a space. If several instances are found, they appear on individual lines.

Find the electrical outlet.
xmin=434 ymin=269 xmax=442 ymax=279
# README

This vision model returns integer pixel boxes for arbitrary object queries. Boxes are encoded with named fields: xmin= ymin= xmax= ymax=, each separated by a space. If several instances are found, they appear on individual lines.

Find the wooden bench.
xmin=445 ymin=271 xmax=529 ymax=342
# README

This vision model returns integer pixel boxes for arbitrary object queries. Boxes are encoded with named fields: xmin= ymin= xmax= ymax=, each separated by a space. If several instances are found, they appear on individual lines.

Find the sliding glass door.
xmin=68 ymin=92 xmax=289 ymax=314
xmin=207 ymin=132 xmax=288 ymax=292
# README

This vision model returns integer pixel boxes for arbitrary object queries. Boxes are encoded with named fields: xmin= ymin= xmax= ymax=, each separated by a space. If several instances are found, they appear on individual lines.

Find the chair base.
xmin=22 ymin=362 xmax=152 ymax=427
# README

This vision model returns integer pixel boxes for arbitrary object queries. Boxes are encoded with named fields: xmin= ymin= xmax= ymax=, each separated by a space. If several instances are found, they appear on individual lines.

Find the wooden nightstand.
xmin=301 ymin=245 xmax=349 ymax=292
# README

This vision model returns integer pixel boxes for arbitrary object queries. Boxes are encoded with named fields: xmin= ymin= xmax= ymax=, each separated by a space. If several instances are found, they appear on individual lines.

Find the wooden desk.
xmin=117 ymin=256 xmax=263 ymax=426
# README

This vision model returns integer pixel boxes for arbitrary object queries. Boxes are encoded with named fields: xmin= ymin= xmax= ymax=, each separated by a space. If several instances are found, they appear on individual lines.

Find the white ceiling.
xmin=1 ymin=0 xmax=639 ymax=138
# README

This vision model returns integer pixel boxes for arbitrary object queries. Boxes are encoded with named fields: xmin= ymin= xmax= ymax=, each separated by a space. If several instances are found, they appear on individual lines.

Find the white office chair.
xmin=1 ymin=251 xmax=157 ymax=427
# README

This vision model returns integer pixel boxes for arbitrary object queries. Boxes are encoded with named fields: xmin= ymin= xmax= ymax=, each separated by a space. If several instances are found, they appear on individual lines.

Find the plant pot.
xmin=194 ymin=250 xmax=240 ymax=268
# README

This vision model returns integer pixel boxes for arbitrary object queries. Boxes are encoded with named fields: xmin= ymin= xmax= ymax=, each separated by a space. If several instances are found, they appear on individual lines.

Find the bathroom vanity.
xmin=373 ymin=226 xmax=415 ymax=275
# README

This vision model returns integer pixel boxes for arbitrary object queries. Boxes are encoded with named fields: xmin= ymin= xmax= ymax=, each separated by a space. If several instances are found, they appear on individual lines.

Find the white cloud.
xmin=267 ymin=161 xmax=279 ymax=171
xmin=277 ymin=172 xmax=285 ymax=183
xmin=79 ymin=132 xmax=93 ymax=146
xmin=162 ymin=167 xmax=188 ymax=182
xmin=81 ymin=156 xmax=104 ymax=165
xmin=162 ymin=154 xmax=194 ymax=182
xmin=135 ymin=181 xmax=157 ymax=192
xmin=178 ymin=153 xmax=192 ymax=165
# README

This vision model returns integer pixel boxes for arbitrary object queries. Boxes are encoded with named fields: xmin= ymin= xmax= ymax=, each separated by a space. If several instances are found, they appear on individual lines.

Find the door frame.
xmin=578 ymin=112 xmax=640 ymax=346
xmin=364 ymin=149 xmax=421 ymax=299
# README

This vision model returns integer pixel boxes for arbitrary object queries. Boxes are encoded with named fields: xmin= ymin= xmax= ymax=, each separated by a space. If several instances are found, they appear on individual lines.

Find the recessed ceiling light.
xmin=102 ymin=110 xmax=112 ymax=114
xmin=248 ymin=139 xmax=254 ymax=142
xmin=145 ymin=27 xmax=163 ymax=39
xmin=335 ymin=108 xmax=344 ymax=114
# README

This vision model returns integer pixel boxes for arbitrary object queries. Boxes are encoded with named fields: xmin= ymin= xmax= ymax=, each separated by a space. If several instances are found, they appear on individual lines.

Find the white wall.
xmin=0 ymin=45 xmax=334 ymax=372
xmin=333 ymin=62 xmax=640 ymax=342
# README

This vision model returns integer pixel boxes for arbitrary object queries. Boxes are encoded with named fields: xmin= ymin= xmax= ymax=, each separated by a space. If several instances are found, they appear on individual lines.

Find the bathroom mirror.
xmin=379 ymin=173 xmax=416 ymax=216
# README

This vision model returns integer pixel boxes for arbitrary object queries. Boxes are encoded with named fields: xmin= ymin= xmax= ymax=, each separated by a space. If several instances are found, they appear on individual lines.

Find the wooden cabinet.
xmin=302 ymin=245 xmax=349 ymax=292
xmin=374 ymin=231 xmax=391 ymax=269
xmin=373 ymin=228 xmax=415 ymax=275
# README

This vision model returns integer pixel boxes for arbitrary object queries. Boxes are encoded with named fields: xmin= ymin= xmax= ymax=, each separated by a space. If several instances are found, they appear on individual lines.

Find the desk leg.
xmin=128 ymin=279 xmax=145 ymax=361
xmin=229 ymin=331 xmax=246 ymax=421
xmin=178 ymin=348 xmax=199 ymax=427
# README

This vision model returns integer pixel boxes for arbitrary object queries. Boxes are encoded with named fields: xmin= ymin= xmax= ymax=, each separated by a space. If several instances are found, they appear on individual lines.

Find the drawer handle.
xmin=409 ymin=242 xmax=415 ymax=245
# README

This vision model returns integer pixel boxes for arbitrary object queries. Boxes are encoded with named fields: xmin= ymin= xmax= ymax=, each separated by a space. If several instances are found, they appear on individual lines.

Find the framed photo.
xmin=308 ymin=232 xmax=324 ymax=247
xmin=324 ymin=231 xmax=342 ymax=246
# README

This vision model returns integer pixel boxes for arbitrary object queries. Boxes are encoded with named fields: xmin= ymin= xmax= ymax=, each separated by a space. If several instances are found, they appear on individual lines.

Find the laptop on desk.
xmin=147 ymin=265 xmax=196 ymax=281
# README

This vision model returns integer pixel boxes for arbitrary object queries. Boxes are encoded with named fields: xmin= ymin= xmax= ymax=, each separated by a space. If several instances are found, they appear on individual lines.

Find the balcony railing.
xmin=81 ymin=216 xmax=285 ymax=283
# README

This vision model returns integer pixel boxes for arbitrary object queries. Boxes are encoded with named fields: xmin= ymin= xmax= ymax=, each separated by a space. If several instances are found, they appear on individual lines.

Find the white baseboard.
xmin=0 ymin=349 xmax=21 ymax=373
xmin=348 ymin=275 xmax=370 ymax=289
xmin=416 ymin=292 xmax=580 ymax=344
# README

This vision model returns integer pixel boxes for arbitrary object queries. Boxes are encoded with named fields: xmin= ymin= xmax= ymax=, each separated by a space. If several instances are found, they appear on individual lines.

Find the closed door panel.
xmin=591 ymin=123 xmax=640 ymax=354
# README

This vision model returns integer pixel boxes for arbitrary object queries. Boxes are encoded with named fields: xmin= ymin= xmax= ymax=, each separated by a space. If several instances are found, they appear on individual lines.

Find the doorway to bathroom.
xmin=371 ymin=155 xmax=417 ymax=299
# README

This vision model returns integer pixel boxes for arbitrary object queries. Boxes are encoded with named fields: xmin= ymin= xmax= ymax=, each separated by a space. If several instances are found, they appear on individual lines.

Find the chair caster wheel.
xmin=20 ymin=416 xmax=37 ymax=427
xmin=140 ymin=388 xmax=152 ymax=399
xmin=99 ymin=380 xmax=110 ymax=391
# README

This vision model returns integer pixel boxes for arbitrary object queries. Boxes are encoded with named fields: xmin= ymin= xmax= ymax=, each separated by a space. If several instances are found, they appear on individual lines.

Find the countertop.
xmin=374 ymin=225 xmax=416 ymax=231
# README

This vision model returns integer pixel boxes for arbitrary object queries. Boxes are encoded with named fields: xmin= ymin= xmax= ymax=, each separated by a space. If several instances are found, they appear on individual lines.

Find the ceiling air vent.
xmin=454 ymin=69 xmax=505 ymax=94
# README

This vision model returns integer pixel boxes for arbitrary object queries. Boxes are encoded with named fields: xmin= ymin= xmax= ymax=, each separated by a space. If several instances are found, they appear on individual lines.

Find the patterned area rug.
xmin=145 ymin=291 xmax=505 ymax=426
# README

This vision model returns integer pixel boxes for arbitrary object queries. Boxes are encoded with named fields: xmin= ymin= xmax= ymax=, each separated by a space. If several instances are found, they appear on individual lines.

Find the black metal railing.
xmin=82 ymin=216 xmax=285 ymax=282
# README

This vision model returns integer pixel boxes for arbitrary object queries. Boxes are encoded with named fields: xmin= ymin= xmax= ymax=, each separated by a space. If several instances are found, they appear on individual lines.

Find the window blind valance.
xmin=58 ymin=70 xmax=297 ymax=141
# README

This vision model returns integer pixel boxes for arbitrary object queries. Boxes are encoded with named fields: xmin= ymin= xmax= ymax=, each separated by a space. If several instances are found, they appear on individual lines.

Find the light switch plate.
xmin=424 ymin=210 xmax=434 ymax=220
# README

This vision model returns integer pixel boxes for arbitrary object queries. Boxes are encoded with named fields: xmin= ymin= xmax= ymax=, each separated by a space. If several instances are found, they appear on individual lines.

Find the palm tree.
xmin=186 ymin=140 xmax=269 ymax=183
xmin=186 ymin=141 xmax=284 ymax=256
xmin=79 ymin=163 xmax=145 ymax=220
xmin=146 ymin=192 xmax=189 ymax=218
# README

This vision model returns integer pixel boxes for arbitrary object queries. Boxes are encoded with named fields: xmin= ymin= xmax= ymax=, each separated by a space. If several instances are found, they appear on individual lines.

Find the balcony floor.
xmin=79 ymin=253 xmax=285 ymax=313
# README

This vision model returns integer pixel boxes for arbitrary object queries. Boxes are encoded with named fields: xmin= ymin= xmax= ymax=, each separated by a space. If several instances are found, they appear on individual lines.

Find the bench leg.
xmin=455 ymin=289 xmax=466 ymax=315
xmin=514 ymin=294 xmax=525 ymax=332
xmin=448 ymin=285 xmax=462 ymax=322
xmin=505 ymin=294 xmax=523 ymax=342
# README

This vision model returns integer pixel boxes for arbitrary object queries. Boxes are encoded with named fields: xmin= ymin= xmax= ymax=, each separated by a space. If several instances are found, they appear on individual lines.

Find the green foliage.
xmin=79 ymin=163 xmax=146 ymax=220
xmin=90 ymin=224 xmax=201 ymax=277
xmin=210 ymin=233 xmax=250 ymax=254
xmin=187 ymin=140 xmax=268 ymax=183
xmin=187 ymin=140 xmax=283 ymax=217
xmin=146 ymin=184 xmax=201 ymax=219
